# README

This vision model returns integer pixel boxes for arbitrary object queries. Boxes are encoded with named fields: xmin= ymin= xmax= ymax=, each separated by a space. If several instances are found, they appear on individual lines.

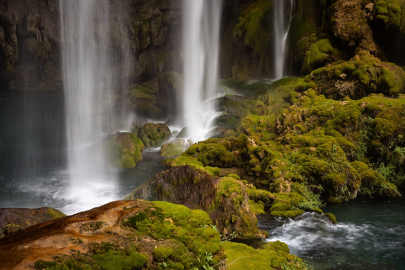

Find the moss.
xmin=93 ymin=250 xmax=148 ymax=270
xmin=3 ymin=224 xmax=23 ymax=235
xmin=216 ymin=177 xmax=244 ymax=209
xmin=303 ymin=39 xmax=335 ymax=73
xmin=103 ymin=132 xmax=145 ymax=169
xmin=233 ymin=0 xmax=272 ymax=55
xmin=222 ymin=241 xmax=303 ymax=270
xmin=249 ymin=200 xmax=266 ymax=215
xmin=138 ymin=123 xmax=171 ymax=148
xmin=46 ymin=208 xmax=66 ymax=220
xmin=161 ymin=140 xmax=187 ymax=157
xmin=228 ymin=173 xmax=241 ymax=180
xmin=153 ymin=246 xmax=173 ymax=261
xmin=324 ymin=213 xmax=337 ymax=224
xmin=375 ymin=0 xmax=402 ymax=29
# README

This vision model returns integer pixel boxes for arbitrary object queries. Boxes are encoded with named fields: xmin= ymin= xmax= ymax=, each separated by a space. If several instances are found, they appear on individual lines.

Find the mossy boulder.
xmin=222 ymin=241 xmax=310 ymax=270
xmin=311 ymin=51 xmax=405 ymax=99
xmin=103 ymin=132 xmax=145 ymax=169
xmin=125 ymin=166 xmax=261 ymax=238
xmin=0 ymin=207 xmax=65 ymax=238
xmin=0 ymin=200 xmax=227 ymax=270
xmin=138 ymin=123 xmax=171 ymax=148
xmin=161 ymin=139 xmax=192 ymax=157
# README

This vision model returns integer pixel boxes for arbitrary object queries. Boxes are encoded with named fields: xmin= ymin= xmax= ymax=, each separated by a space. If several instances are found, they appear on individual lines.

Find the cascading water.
xmin=273 ymin=0 xmax=293 ymax=79
xmin=59 ymin=0 xmax=117 ymax=213
xmin=182 ymin=0 xmax=223 ymax=142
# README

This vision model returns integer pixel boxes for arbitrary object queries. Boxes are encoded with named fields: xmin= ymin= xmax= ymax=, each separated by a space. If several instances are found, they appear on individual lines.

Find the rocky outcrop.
xmin=0 ymin=200 xmax=228 ymax=270
xmin=125 ymin=165 xmax=262 ymax=238
xmin=0 ymin=207 xmax=65 ymax=238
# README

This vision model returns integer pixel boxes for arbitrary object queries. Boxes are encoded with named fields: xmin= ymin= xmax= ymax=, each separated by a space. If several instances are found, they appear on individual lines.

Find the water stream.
xmin=258 ymin=197 xmax=405 ymax=270
xmin=182 ymin=0 xmax=223 ymax=142
xmin=59 ymin=0 xmax=118 ymax=211
xmin=273 ymin=0 xmax=293 ymax=79
xmin=0 ymin=93 xmax=165 ymax=215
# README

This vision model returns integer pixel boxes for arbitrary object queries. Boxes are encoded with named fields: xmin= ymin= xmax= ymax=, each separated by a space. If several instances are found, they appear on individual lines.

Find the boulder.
xmin=103 ymin=132 xmax=145 ymax=169
xmin=138 ymin=123 xmax=171 ymax=148
xmin=0 ymin=200 xmax=227 ymax=270
xmin=161 ymin=139 xmax=192 ymax=157
xmin=0 ymin=207 xmax=65 ymax=238
xmin=125 ymin=165 xmax=261 ymax=238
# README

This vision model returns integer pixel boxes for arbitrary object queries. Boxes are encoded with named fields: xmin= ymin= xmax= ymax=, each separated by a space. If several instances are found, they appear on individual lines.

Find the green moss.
xmin=153 ymin=246 xmax=174 ymax=261
xmin=138 ymin=123 xmax=171 ymax=148
xmin=93 ymin=250 xmax=148 ymax=270
xmin=249 ymin=200 xmax=266 ymax=215
xmin=375 ymin=0 xmax=402 ymax=28
xmin=233 ymin=0 xmax=272 ymax=55
xmin=303 ymin=39 xmax=335 ymax=73
xmin=46 ymin=208 xmax=66 ymax=220
xmin=103 ymin=132 xmax=145 ymax=169
xmin=161 ymin=140 xmax=186 ymax=157
xmin=222 ymin=241 xmax=302 ymax=270
xmin=216 ymin=177 xmax=244 ymax=208
xmin=324 ymin=213 xmax=337 ymax=224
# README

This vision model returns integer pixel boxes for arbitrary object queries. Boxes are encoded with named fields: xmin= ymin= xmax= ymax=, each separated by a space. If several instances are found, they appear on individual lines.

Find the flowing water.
xmin=182 ymin=0 xmax=222 ymax=142
xmin=258 ymin=197 xmax=405 ymax=270
xmin=0 ymin=93 xmax=166 ymax=214
xmin=59 ymin=0 xmax=118 ymax=211
xmin=273 ymin=0 xmax=293 ymax=79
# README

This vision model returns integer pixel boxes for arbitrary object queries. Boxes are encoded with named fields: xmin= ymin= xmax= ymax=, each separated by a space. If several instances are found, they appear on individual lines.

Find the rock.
xmin=103 ymin=132 xmax=145 ymax=169
xmin=161 ymin=139 xmax=192 ymax=157
xmin=138 ymin=123 xmax=171 ymax=148
xmin=176 ymin=126 xmax=190 ymax=139
xmin=125 ymin=165 xmax=261 ymax=238
xmin=0 ymin=207 xmax=65 ymax=238
xmin=0 ymin=200 xmax=227 ymax=270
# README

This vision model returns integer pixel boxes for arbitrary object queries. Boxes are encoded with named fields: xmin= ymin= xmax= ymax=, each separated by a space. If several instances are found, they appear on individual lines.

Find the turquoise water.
xmin=258 ymin=197 xmax=405 ymax=270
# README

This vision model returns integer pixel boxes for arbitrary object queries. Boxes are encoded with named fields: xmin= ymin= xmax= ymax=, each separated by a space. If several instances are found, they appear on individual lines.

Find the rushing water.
xmin=258 ymin=197 xmax=405 ymax=270
xmin=273 ymin=0 xmax=293 ymax=79
xmin=182 ymin=0 xmax=222 ymax=142
xmin=0 ymin=93 xmax=166 ymax=215
xmin=59 ymin=0 xmax=118 ymax=209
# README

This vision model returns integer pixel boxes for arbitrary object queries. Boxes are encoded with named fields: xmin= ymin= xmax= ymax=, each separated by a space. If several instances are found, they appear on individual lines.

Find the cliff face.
xmin=0 ymin=0 xmax=61 ymax=93
xmin=0 ymin=0 xmax=183 ymax=93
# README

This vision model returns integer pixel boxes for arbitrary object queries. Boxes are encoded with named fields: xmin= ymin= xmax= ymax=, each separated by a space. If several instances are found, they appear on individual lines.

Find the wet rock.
xmin=103 ymin=132 xmax=145 ymax=169
xmin=138 ymin=123 xmax=171 ymax=148
xmin=160 ymin=139 xmax=192 ymax=157
xmin=0 ymin=207 xmax=65 ymax=238
xmin=125 ymin=165 xmax=261 ymax=238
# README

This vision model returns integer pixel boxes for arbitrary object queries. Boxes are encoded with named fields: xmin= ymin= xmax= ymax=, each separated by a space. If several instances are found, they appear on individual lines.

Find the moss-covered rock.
xmin=160 ymin=139 xmax=192 ymax=157
xmin=222 ymin=241 xmax=310 ymax=270
xmin=103 ymin=132 xmax=145 ymax=169
xmin=138 ymin=123 xmax=171 ymax=148
xmin=125 ymin=166 xmax=260 ymax=238
xmin=0 ymin=200 xmax=227 ymax=270
xmin=311 ymin=51 xmax=405 ymax=98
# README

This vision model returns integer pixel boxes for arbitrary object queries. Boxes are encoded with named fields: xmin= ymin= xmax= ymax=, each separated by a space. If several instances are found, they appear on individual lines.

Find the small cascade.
xmin=273 ymin=0 xmax=293 ymax=80
xmin=59 ymin=0 xmax=117 ymax=213
xmin=182 ymin=0 xmax=223 ymax=142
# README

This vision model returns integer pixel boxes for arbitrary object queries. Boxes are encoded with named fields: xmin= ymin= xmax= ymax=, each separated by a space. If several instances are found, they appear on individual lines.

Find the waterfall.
xmin=274 ymin=0 xmax=293 ymax=79
xmin=182 ymin=0 xmax=223 ymax=142
xmin=59 ymin=0 xmax=117 ymax=213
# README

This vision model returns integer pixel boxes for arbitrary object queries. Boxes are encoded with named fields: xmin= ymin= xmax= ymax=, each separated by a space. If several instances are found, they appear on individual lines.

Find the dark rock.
xmin=0 ymin=207 xmax=65 ymax=238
